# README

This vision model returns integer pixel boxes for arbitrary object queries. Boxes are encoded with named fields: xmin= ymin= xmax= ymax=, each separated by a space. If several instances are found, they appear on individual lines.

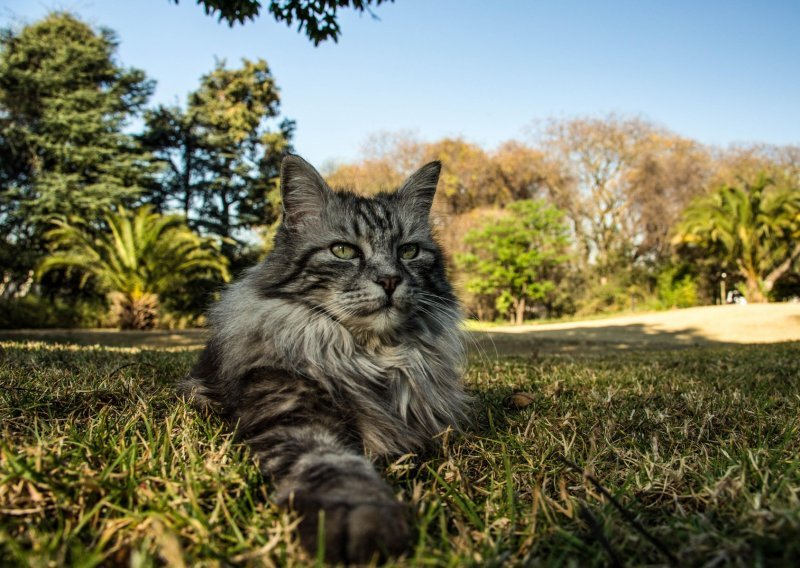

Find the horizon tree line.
xmin=1 ymin=12 xmax=798 ymax=328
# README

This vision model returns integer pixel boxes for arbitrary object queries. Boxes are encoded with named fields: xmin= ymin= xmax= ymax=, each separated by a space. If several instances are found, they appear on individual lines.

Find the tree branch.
xmin=764 ymin=242 xmax=800 ymax=290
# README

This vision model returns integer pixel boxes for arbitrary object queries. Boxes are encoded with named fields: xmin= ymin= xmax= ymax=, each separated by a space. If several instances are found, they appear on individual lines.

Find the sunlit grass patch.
xmin=1 ymin=341 xmax=798 ymax=566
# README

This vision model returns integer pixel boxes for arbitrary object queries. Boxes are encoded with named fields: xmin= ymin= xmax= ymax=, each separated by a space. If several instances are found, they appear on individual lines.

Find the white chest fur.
xmin=211 ymin=280 xmax=468 ymax=455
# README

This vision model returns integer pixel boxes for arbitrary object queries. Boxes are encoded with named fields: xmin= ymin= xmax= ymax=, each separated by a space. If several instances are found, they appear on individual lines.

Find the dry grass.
xmin=1 ymin=340 xmax=799 ymax=566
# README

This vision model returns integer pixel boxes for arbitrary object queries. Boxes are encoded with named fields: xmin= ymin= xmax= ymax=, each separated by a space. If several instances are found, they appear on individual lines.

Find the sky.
xmin=1 ymin=0 xmax=799 ymax=167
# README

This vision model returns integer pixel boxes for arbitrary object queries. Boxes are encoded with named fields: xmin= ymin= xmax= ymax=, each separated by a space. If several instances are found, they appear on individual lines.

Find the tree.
xmin=492 ymin=141 xmax=560 ymax=202
xmin=626 ymin=135 xmax=711 ymax=264
xmin=173 ymin=0 xmax=394 ymax=44
xmin=710 ymin=144 xmax=800 ymax=194
xmin=323 ymin=159 xmax=405 ymax=200
xmin=0 ymin=13 xmax=152 ymax=286
xmin=456 ymin=200 xmax=571 ymax=324
xmin=37 ymin=206 xmax=230 ymax=329
xmin=538 ymin=115 xmax=656 ymax=273
xmin=673 ymin=176 xmax=800 ymax=302
xmin=419 ymin=139 xmax=498 ymax=214
xmin=140 ymin=58 xmax=293 ymax=265
xmin=535 ymin=116 xmax=715 ymax=315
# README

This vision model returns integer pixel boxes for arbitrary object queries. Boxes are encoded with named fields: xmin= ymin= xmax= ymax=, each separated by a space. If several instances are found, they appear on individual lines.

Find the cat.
xmin=180 ymin=155 xmax=470 ymax=564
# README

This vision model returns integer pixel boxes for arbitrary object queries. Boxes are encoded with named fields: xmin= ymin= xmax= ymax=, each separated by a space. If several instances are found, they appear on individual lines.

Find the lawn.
xmin=1 ymin=339 xmax=799 ymax=566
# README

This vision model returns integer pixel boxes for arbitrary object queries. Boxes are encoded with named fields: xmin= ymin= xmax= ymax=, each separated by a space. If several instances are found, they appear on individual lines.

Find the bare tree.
xmin=536 ymin=115 xmax=710 ymax=271
xmin=627 ymin=135 xmax=712 ymax=263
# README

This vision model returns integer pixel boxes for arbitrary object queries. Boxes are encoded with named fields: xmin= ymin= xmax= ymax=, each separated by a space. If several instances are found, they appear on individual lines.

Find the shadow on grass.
xmin=4 ymin=304 xmax=799 ymax=355
xmin=0 ymin=322 xmax=747 ymax=355
xmin=470 ymin=322 xmax=736 ymax=356
xmin=0 ymin=328 xmax=207 ymax=348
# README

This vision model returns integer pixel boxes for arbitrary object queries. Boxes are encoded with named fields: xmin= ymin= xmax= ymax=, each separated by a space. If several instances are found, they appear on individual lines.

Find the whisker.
xmin=415 ymin=292 xmax=498 ymax=363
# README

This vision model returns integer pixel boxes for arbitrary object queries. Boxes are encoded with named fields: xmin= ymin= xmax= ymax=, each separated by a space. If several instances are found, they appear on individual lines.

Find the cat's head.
xmin=261 ymin=154 xmax=457 ymax=339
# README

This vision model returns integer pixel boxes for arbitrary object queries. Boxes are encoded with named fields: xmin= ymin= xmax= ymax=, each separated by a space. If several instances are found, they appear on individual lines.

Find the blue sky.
xmin=2 ymin=0 xmax=798 ymax=166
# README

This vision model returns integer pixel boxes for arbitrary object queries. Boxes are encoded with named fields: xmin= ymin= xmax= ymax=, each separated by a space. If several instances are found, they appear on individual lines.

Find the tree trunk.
xmin=763 ymin=243 xmax=800 ymax=294
xmin=110 ymin=292 xmax=159 ymax=330
xmin=744 ymin=275 xmax=767 ymax=303
xmin=182 ymin=135 xmax=194 ymax=218
xmin=514 ymin=297 xmax=526 ymax=325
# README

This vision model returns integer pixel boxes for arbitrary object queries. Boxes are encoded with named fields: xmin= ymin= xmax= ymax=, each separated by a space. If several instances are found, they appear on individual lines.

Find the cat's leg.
xmin=257 ymin=425 xmax=409 ymax=563
xmin=235 ymin=373 xmax=410 ymax=564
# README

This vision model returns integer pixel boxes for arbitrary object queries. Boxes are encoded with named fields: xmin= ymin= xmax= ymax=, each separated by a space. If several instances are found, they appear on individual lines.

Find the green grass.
xmin=1 ymin=340 xmax=799 ymax=566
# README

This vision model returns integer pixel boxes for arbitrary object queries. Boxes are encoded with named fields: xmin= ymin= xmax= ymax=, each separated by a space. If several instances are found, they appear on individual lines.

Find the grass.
xmin=1 ymin=340 xmax=799 ymax=566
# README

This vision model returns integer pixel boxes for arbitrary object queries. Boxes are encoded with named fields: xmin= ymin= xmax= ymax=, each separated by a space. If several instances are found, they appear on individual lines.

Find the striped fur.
xmin=180 ymin=155 xmax=469 ymax=563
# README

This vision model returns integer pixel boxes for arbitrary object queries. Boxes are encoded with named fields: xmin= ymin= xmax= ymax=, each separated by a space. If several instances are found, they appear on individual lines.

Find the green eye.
xmin=331 ymin=243 xmax=358 ymax=260
xmin=398 ymin=243 xmax=419 ymax=260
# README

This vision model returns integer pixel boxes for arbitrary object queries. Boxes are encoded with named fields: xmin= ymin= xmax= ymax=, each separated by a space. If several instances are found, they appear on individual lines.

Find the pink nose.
xmin=376 ymin=276 xmax=401 ymax=295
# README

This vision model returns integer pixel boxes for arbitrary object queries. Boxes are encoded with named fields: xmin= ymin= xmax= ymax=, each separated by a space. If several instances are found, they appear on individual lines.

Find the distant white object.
xmin=726 ymin=290 xmax=747 ymax=305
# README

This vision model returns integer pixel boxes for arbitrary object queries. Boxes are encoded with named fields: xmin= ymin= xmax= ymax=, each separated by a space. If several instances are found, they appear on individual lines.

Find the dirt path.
xmin=2 ymin=304 xmax=798 ymax=355
xmin=472 ymin=303 xmax=800 ymax=355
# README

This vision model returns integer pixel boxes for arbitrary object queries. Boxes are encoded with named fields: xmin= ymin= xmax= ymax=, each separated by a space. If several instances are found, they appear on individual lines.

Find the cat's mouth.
xmin=357 ymin=295 xmax=406 ymax=315
xmin=345 ymin=299 xmax=409 ymax=326
xmin=365 ymin=301 xmax=397 ymax=316
xmin=324 ymin=294 xmax=411 ymax=333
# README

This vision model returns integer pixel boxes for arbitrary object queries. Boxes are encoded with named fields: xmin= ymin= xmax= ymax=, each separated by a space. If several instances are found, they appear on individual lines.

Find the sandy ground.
xmin=1 ymin=303 xmax=798 ymax=355
xmin=472 ymin=303 xmax=800 ymax=355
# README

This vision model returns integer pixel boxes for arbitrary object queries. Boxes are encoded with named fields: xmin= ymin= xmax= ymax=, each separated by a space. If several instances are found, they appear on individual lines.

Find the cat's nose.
xmin=376 ymin=275 xmax=402 ymax=295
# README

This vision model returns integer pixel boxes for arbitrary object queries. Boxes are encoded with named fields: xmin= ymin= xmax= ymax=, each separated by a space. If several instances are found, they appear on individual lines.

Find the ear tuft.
xmin=280 ymin=154 xmax=330 ymax=228
xmin=397 ymin=161 xmax=441 ymax=215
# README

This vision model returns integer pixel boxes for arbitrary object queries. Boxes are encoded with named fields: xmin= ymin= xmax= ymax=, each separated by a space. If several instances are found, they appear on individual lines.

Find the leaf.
xmin=504 ymin=392 xmax=536 ymax=409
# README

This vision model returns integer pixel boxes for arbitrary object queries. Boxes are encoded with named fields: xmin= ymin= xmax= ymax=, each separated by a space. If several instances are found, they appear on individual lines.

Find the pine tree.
xmin=0 ymin=12 xmax=153 ymax=283
xmin=140 ymin=59 xmax=293 ymax=267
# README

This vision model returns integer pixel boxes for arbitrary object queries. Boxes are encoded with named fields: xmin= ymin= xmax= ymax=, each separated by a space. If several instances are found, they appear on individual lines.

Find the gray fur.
xmin=180 ymin=155 xmax=469 ymax=563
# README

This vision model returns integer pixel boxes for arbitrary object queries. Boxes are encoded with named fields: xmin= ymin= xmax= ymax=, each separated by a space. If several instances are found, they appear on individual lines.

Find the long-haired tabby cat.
xmin=180 ymin=155 xmax=469 ymax=564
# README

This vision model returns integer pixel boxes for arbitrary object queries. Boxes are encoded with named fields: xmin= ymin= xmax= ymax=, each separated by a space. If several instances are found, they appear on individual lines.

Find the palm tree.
xmin=38 ymin=206 xmax=230 ymax=329
xmin=674 ymin=176 xmax=800 ymax=302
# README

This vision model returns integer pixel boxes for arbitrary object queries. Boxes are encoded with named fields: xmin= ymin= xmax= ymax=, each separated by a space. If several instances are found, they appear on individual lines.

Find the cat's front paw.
xmin=291 ymin=493 xmax=410 ymax=565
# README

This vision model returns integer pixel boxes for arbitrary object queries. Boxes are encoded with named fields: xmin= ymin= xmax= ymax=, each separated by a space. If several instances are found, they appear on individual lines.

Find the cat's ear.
xmin=397 ymin=161 xmax=441 ymax=215
xmin=280 ymin=154 xmax=330 ymax=228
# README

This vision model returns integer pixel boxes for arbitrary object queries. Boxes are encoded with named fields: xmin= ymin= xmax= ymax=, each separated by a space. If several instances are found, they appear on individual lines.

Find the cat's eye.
xmin=398 ymin=243 xmax=419 ymax=260
xmin=330 ymin=243 xmax=359 ymax=260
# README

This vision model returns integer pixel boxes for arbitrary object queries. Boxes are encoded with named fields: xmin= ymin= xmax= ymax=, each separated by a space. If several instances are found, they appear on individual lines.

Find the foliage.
xmin=140 ymin=58 xmax=293 ymax=266
xmin=674 ymin=175 xmax=800 ymax=302
xmin=36 ymin=206 xmax=229 ymax=329
xmin=422 ymin=138 xmax=498 ymax=214
xmin=770 ymin=271 xmax=800 ymax=302
xmin=573 ymin=270 xmax=650 ymax=316
xmin=457 ymin=200 xmax=571 ymax=324
xmin=0 ymin=296 xmax=107 ymax=329
xmin=2 ymin=11 xmax=799 ymax=325
xmin=173 ymin=0 xmax=395 ymax=44
xmin=2 ymin=340 xmax=799 ymax=565
xmin=493 ymin=140 xmax=559 ymax=202
xmin=540 ymin=115 xmax=710 ymax=272
xmin=0 ymin=13 xmax=153 ymax=286
xmin=325 ymin=135 xmax=561 ymax=215
xmin=656 ymin=266 xmax=699 ymax=309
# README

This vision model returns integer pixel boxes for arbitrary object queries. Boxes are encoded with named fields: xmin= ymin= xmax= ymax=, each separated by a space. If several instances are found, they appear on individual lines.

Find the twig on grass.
xmin=103 ymin=361 xmax=160 ymax=382
xmin=578 ymin=503 xmax=623 ymax=568
xmin=549 ymin=450 xmax=679 ymax=565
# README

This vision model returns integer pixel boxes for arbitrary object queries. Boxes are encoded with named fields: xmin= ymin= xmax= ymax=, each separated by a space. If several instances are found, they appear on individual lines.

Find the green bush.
xmin=0 ymin=295 xmax=211 ymax=330
xmin=770 ymin=272 xmax=800 ymax=302
xmin=656 ymin=267 xmax=699 ymax=309
xmin=575 ymin=273 xmax=650 ymax=316
xmin=0 ymin=295 xmax=108 ymax=329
